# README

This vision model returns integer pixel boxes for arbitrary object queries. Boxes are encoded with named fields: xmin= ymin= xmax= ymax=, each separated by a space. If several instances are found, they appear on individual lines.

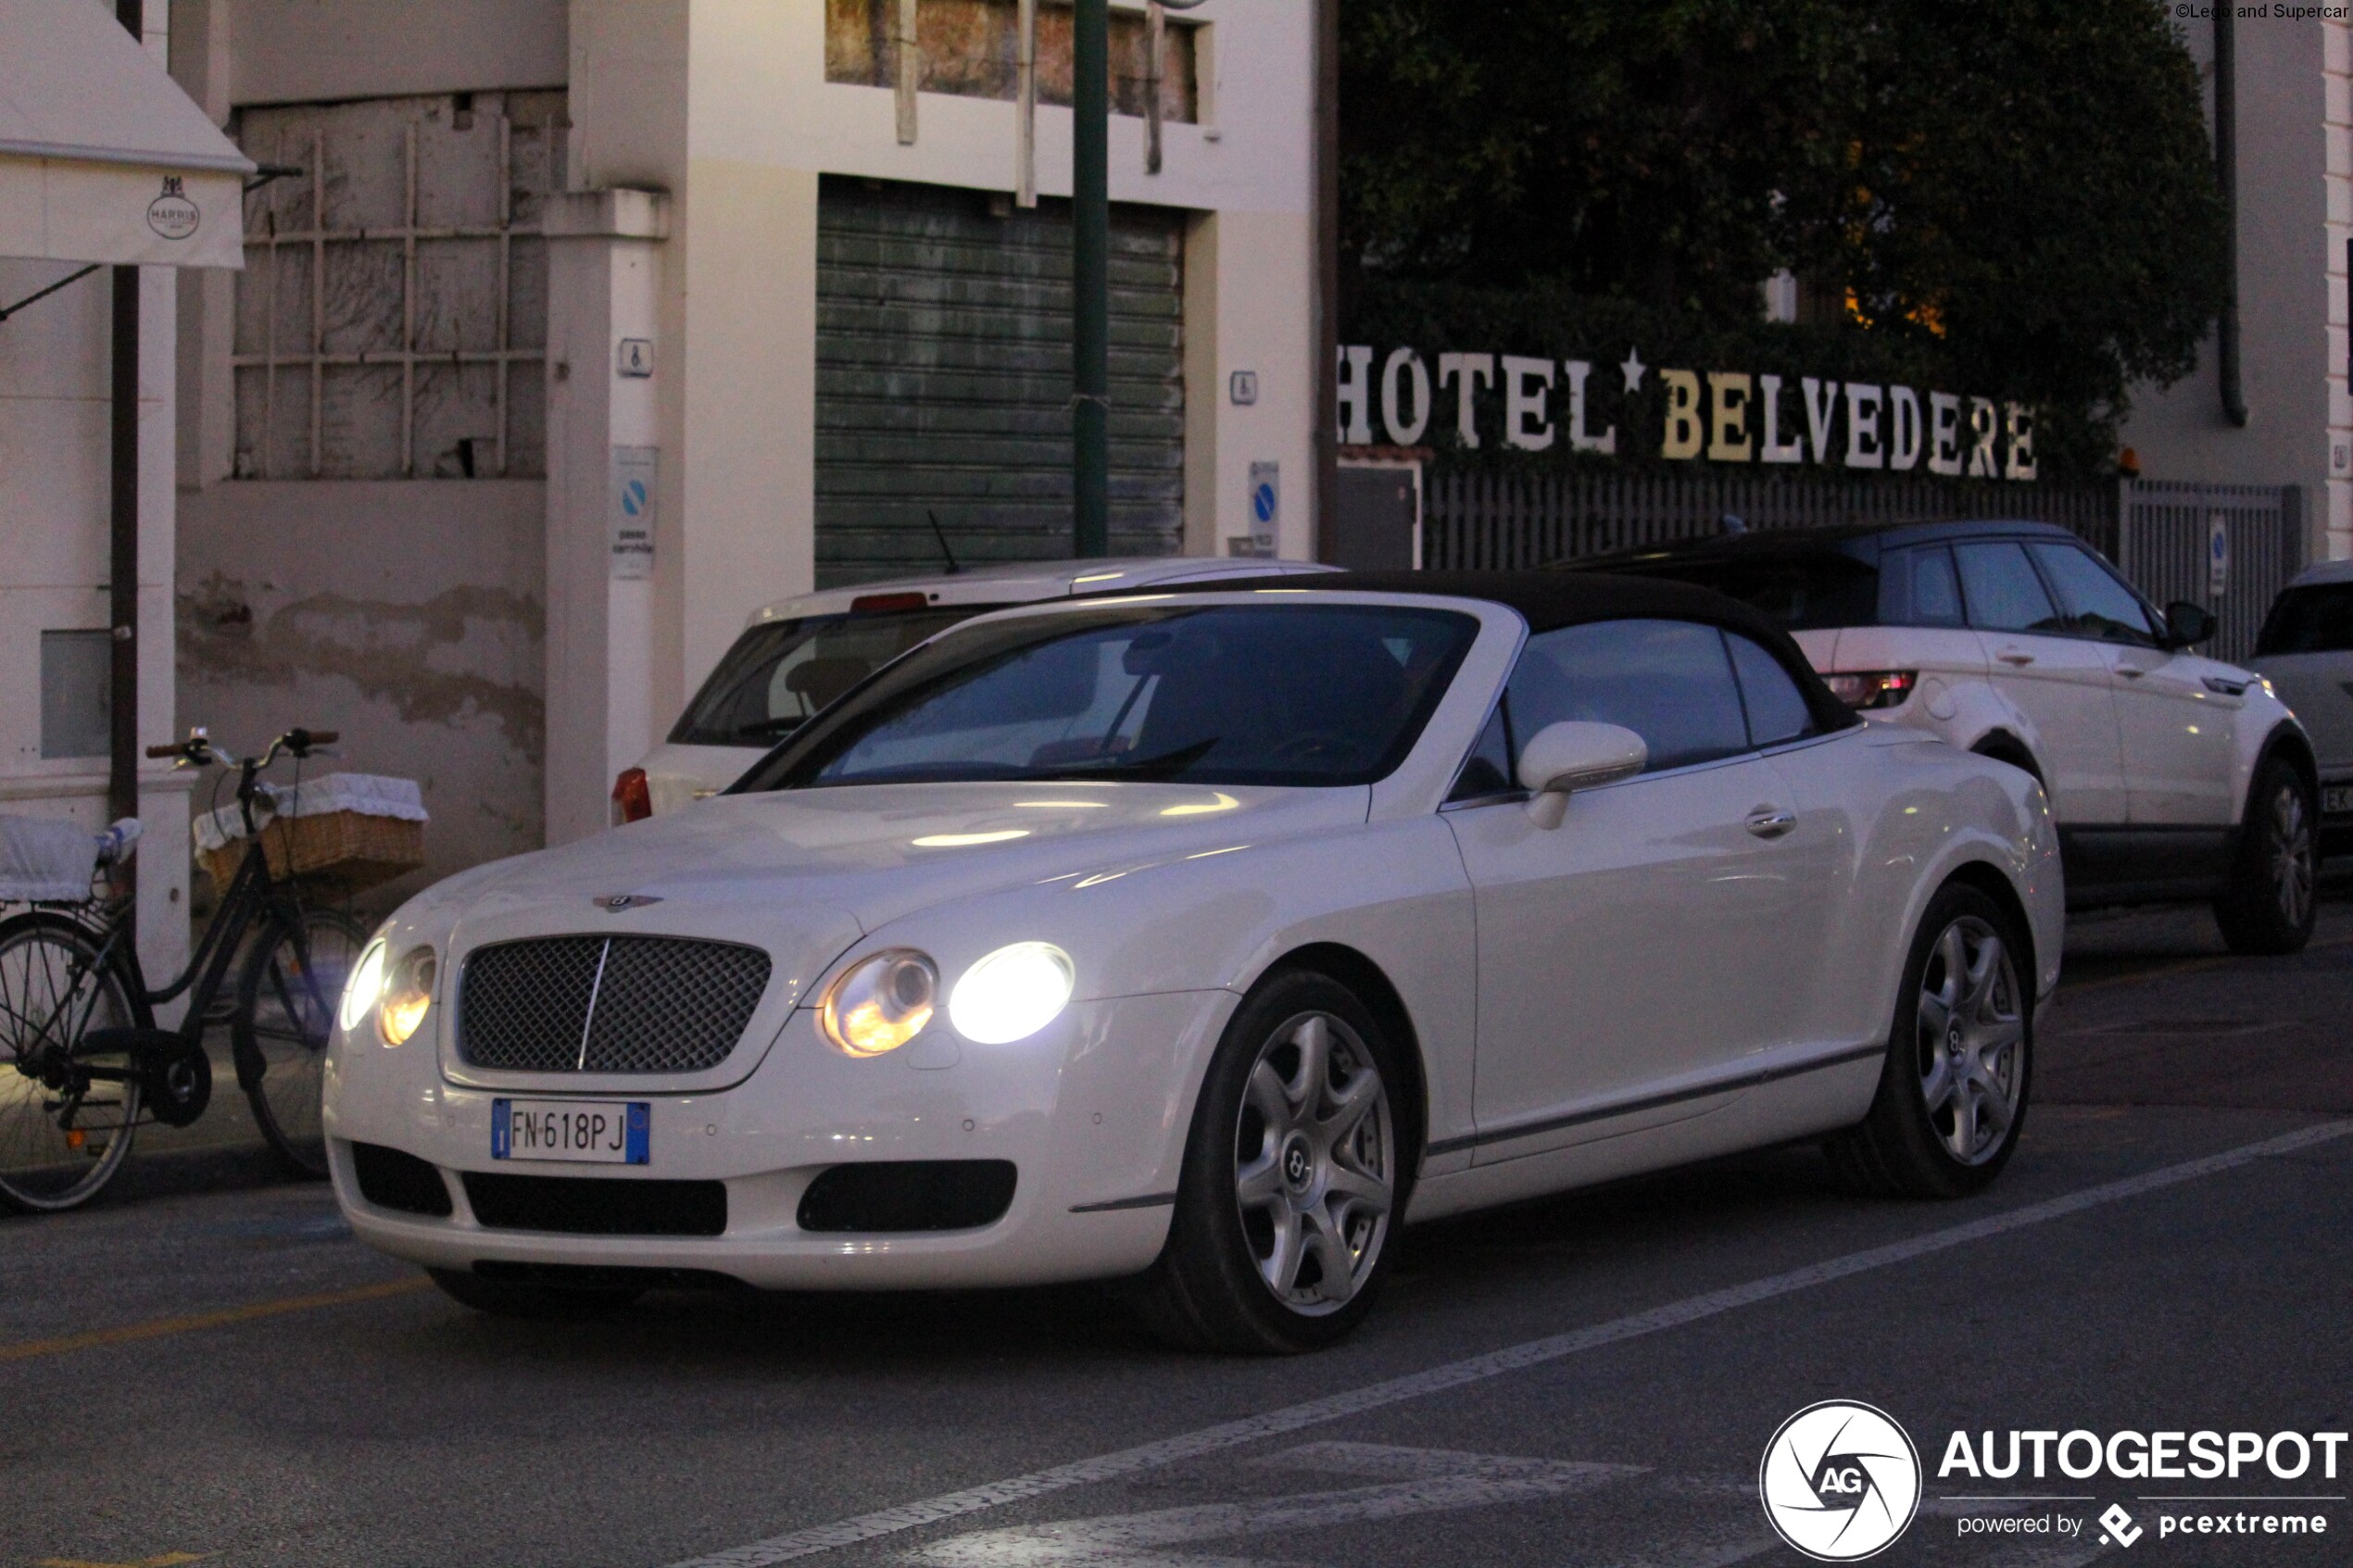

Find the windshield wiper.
xmin=1032 ymin=737 xmax=1220 ymax=781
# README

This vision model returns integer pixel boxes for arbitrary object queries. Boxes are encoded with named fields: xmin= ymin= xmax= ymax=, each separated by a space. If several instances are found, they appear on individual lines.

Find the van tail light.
xmin=1823 ymin=671 xmax=1919 ymax=710
xmin=611 ymin=767 xmax=653 ymax=825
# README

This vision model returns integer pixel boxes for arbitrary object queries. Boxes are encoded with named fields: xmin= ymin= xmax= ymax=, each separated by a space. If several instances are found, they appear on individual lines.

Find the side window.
xmin=1447 ymin=704 xmax=1516 ymax=801
xmin=1506 ymin=619 xmax=1750 ymax=774
xmin=1726 ymin=633 xmax=1818 ymax=748
xmin=2027 ymin=544 xmax=2160 ymax=646
xmin=1954 ymin=542 xmax=2064 ymax=634
xmin=2258 ymin=584 xmax=2353 ymax=655
xmin=1883 ymin=546 xmax=1965 ymax=628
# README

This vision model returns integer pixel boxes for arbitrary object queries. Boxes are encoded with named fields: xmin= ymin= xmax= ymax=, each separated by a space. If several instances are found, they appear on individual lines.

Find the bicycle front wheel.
xmin=234 ymin=908 xmax=366 ymax=1178
xmin=0 ymin=912 xmax=145 ymax=1212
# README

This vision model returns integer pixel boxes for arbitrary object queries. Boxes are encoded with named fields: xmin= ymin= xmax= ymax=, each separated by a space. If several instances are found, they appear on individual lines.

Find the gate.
xmin=2114 ymin=482 xmax=2305 ymax=665
xmin=1421 ymin=472 xmax=2120 ymax=570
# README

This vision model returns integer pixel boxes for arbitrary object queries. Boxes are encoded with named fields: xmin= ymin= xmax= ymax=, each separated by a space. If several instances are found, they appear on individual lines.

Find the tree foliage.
xmin=1341 ymin=0 xmax=2228 ymax=456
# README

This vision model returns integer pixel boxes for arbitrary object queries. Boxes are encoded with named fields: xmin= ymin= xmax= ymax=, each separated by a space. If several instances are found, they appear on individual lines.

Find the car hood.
xmin=424 ymin=781 xmax=1371 ymax=997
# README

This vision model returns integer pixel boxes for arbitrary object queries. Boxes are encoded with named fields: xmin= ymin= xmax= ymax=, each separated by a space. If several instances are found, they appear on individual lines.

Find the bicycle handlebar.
xmin=145 ymin=744 xmax=183 ymax=759
xmin=149 ymin=726 xmax=339 ymax=771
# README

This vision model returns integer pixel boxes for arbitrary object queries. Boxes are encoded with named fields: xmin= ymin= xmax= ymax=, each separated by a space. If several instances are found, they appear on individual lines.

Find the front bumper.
xmin=324 ymin=990 xmax=1237 ymax=1290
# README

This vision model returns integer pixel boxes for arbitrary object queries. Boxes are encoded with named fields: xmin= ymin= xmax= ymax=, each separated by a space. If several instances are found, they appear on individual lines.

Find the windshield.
xmin=669 ymin=608 xmax=980 ymax=747
xmin=2257 ymin=584 xmax=2353 ymax=656
xmin=735 ymin=602 xmax=1481 ymax=791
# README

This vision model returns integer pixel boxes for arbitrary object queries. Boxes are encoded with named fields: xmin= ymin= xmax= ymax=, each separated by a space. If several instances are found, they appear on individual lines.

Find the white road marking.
xmin=667 ymin=1121 xmax=2353 ymax=1568
xmin=914 ymin=1443 xmax=1639 ymax=1567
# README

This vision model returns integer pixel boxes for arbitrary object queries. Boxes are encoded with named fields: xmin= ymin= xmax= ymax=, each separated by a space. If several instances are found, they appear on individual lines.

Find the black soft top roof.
xmin=1565 ymin=516 xmax=2084 ymax=573
xmin=1126 ymin=569 xmax=1862 ymax=734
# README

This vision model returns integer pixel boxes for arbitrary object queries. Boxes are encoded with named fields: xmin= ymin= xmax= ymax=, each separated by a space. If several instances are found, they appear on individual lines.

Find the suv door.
xmin=1444 ymin=618 xmax=1823 ymax=1163
xmin=2028 ymin=541 xmax=2236 ymax=827
xmin=1954 ymin=539 xmax=2129 ymax=822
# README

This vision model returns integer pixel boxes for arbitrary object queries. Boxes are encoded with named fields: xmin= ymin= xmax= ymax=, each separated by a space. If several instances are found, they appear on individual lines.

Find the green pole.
xmin=1072 ymin=0 xmax=1111 ymax=557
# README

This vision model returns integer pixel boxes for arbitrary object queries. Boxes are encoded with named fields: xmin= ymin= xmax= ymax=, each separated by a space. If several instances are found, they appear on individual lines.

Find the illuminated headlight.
xmin=821 ymin=948 xmax=939 ymax=1058
xmin=339 ymin=939 xmax=387 ymax=1035
xmin=378 ymin=947 xmax=437 ymax=1047
xmin=949 ymin=942 xmax=1075 ymax=1045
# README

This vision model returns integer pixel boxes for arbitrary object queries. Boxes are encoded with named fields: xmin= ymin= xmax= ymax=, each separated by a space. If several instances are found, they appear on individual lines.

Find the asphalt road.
xmin=4 ymin=891 xmax=2348 ymax=1568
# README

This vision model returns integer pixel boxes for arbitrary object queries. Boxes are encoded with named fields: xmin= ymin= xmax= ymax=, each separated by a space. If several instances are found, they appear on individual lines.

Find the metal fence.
xmin=1420 ymin=470 xmax=2305 ymax=663
xmin=1422 ymin=471 xmax=2120 ymax=569
xmin=2113 ymin=482 xmax=2305 ymax=665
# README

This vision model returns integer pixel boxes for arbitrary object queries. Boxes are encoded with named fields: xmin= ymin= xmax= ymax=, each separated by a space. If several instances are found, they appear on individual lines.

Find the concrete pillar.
xmin=543 ymin=188 xmax=669 ymax=847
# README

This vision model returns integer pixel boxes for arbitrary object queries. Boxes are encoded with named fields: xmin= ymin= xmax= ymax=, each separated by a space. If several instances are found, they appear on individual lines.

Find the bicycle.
xmin=0 ymin=727 xmax=368 ymax=1212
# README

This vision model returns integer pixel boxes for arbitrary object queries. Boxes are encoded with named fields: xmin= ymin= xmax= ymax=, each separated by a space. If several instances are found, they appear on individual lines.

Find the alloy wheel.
xmin=1914 ymin=916 xmax=2024 ymax=1167
xmin=2267 ymin=782 xmax=2315 ymax=930
xmin=1232 ymin=1010 xmax=1394 ymax=1314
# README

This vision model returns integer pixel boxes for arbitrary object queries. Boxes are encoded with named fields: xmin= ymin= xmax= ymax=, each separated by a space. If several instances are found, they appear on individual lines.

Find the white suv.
xmin=1579 ymin=520 xmax=2320 ymax=952
xmin=616 ymin=555 xmax=1336 ymax=821
xmin=2249 ymin=558 xmax=2353 ymax=858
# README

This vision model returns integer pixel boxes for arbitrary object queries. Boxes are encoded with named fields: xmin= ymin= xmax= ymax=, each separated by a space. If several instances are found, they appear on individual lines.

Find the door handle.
xmin=2115 ymin=664 xmax=2146 ymax=679
xmin=1995 ymin=649 xmax=2035 ymax=667
xmin=1745 ymin=807 xmax=1797 ymax=838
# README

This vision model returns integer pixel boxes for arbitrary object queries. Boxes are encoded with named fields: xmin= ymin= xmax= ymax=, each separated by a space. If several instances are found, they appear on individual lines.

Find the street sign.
xmin=2208 ymin=510 xmax=2230 ymax=598
xmin=611 ymin=445 xmax=658 ymax=580
xmin=1249 ymin=461 xmax=1279 ymax=555
xmin=617 ymin=338 xmax=654 ymax=378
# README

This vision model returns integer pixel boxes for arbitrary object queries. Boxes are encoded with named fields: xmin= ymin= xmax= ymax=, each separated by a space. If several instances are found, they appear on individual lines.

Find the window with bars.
xmin=232 ymin=91 xmax=567 ymax=481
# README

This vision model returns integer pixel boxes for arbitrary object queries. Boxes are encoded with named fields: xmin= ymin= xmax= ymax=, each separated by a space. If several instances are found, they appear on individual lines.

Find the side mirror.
xmin=1516 ymin=721 xmax=1647 ymax=829
xmin=2163 ymin=601 xmax=2215 ymax=648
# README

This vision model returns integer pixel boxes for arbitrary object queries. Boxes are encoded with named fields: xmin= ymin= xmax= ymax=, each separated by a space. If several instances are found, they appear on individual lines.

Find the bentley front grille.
xmin=457 ymin=935 xmax=772 ymax=1073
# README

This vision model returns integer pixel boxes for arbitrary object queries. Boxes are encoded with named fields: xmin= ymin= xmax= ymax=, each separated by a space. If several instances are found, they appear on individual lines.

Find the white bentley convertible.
xmin=326 ymin=574 xmax=2062 ymax=1352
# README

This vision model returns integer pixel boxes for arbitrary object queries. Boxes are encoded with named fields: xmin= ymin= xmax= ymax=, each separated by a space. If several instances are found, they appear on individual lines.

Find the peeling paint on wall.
xmin=175 ymin=479 xmax=546 ymax=908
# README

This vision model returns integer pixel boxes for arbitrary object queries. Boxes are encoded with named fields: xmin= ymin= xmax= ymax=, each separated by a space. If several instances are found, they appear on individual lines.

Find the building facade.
xmin=165 ymin=0 xmax=1317 ymax=883
xmin=2123 ymin=10 xmax=2353 ymax=565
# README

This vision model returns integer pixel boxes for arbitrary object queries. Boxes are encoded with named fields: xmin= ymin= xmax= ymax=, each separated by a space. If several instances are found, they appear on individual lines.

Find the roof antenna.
xmin=927 ymin=509 xmax=963 ymax=574
xmin=1719 ymin=512 xmax=1750 ymax=535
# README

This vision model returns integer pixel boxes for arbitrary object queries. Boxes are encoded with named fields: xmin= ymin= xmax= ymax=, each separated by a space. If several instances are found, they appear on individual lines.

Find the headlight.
xmin=949 ymin=942 xmax=1074 ymax=1045
xmin=821 ymin=948 xmax=938 ymax=1057
xmin=378 ymin=946 xmax=437 ymax=1047
xmin=339 ymin=939 xmax=387 ymax=1034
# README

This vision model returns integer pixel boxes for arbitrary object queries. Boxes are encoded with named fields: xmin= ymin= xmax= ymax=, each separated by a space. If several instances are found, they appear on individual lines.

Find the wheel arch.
xmin=1936 ymin=858 xmax=2040 ymax=1005
xmin=2252 ymin=721 xmax=2320 ymax=807
xmin=1969 ymin=730 xmax=2045 ymax=788
xmin=1256 ymin=942 xmax=1431 ymax=1174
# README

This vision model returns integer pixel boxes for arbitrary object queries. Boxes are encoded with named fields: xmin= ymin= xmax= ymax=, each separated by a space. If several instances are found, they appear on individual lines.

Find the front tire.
xmin=1130 ymin=972 xmax=1405 ymax=1354
xmin=2214 ymin=758 xmax=2317 ymax=956
xmin=1826 ymin=884 xmax=2032 ymax=1199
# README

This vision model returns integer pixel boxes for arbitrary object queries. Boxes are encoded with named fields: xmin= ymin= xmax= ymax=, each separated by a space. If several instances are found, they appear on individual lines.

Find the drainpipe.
xmin=1073 ymin=0 xmax=1110 ymax=557
xmin=110 ymin=0 xmax=143 ymax=924
xmin=2214 ymin=6 xmax=2249 ymax=427
xmin=1312 ymin=0 xmax=1340 ymax=561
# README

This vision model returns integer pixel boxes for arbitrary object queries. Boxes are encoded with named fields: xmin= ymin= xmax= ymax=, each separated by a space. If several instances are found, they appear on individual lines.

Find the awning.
xmin=0 ymin=0 xmax=252 ymax=269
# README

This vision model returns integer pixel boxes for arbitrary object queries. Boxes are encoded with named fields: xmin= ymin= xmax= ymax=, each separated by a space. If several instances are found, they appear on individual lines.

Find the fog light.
xmin=949 ymin=942 xmax=1074 ymax=1045
xmin=822 ymin=949 xmax=938 ymax=1057
xmin=378 ymin=946 xmax=437 ymax=1047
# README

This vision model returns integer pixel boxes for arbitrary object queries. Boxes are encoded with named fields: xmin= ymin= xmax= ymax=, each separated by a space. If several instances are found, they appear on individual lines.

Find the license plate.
xmin=2325 ymin=785 xmax=2353 ymax=816
xmin=492 ymin=1098 xmax=649 ymax=1164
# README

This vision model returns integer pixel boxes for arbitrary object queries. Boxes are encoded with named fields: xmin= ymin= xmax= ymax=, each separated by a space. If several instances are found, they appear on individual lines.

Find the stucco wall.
xmin=174 ymin=480 xmax=546 ymax=906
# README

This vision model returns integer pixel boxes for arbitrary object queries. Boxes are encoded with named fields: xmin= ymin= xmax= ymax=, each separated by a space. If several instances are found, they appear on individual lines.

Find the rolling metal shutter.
xmin=815 ymin=177 xmax=1187 ymax=586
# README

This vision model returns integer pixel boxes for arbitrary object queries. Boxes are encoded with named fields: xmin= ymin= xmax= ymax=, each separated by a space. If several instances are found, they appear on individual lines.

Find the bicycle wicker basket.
xmin=195 ymin=774 xmax=427 ymax=894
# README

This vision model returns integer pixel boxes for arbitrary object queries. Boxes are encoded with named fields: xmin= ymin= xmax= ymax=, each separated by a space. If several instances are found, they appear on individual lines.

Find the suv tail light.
xmin=611 ymin=767 xmax=653 ymax=825
xmin=1823 ymin=671 xmax=1919 ymax=710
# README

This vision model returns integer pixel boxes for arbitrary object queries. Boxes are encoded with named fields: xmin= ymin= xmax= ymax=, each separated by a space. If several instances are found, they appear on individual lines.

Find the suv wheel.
xmin=2214 ymin=758 xmax=2317 ymax=956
